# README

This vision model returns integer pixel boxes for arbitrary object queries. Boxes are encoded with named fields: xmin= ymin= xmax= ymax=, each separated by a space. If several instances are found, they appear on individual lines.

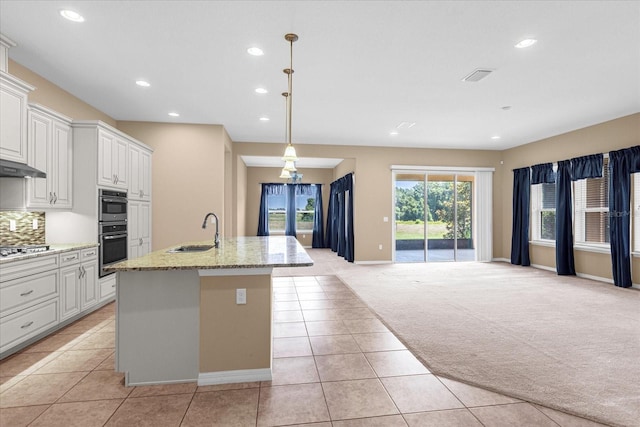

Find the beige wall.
xmin=234 ymin=157 xmax=248 ymax=237
xmin=200 ymin=274 xmax=271 ymax=373
xmin=245 ymin=166 xmax=333 ymax=247
xmin=8 ymin=60 xmax=116 ymax=126
xmin=501 ymin=113 xmax=640 ymax=281
xmin=117 ymin=121 xmax=227 ymax=251
xmin=233 ymin=142 xmax=501 ymax=261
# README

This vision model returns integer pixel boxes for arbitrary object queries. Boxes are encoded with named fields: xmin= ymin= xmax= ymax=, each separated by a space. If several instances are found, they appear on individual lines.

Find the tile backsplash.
xmin=0 ymin=211 xmax=46 ymax=246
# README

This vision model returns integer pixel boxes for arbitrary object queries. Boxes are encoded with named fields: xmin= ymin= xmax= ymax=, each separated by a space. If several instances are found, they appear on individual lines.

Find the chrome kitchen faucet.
xmin=201 ymin=212 xmax=220 ymax=248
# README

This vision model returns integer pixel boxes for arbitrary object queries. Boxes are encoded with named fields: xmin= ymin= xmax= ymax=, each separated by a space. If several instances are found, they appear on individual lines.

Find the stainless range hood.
xmin=0 ymin=159 xmax=46 ymax=178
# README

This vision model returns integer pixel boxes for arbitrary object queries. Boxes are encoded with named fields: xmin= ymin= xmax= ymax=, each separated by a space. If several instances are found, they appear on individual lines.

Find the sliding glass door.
xmin=394 ymin=172 xmax=476 ymax=262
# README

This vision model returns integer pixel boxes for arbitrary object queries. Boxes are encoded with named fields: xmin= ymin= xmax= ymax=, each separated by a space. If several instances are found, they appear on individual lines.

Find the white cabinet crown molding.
xmin=72 ymin=120 xmax=153 ymax=152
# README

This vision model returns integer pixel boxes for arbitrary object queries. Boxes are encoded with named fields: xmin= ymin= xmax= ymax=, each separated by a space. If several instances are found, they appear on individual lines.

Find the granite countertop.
xmin=0 ymin=243 xmax=97 ymax=264
xmin=104 ymin=236 xmax=313 ymax=272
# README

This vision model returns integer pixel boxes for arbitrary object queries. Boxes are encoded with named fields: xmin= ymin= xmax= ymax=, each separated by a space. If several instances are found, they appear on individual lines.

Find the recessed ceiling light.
xmin=255 ymin=87 xmax=268 ymax=94
xmin=501 ymin=106 xmax=512 ymax=111
xmin=135 ymin=80 xmax=150 ymax=87
xmin=60 ymin=9 xmax=84 ymax=22
xmin=491 ymin=135 xmax=501 ymax=140
xmin=259 ymin=117 xmax=270 ymax=122
xmin=515 ymin=38 xmax=537 ymax=49
xmin=247 ymin=47 xmax=264 ymax=56
xmin=168 ymin=112 xmax=180 ymax=117
xmin=389 ymin=131 xmax=399 ymax=136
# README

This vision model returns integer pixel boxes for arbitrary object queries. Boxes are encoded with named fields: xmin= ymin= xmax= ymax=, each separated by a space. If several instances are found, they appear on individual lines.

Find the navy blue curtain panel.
xmin=608 ymin=146 xmax=640 ymax=287
xmin=327 ymin=182 xmax=339 ymax=251
xmin=312 ymin=184 xmax=325 ymax=248
xmin=510 ymin=167 xmax=531 ymax=266
xmin=257 ymin=183 xmax=284 ymax=236
xmin=326 ymin=174 xmax=355 ymax=262
xmin=257 ymin=184 xmax=270 ymax=236
xmin=344 ymin=173 xmax=355 ymax=262
xmin=570 ymin=154 xmax=603 ymax=180
xmin=337 ymin=191 xmax=346 ymax=257
xmin=531 ymin=163 xmax=555 ymax=184
xmin=555 ymin=160 xmax=576 ymax=275
xmin=285 ymin=184 xmax=297 ymax=237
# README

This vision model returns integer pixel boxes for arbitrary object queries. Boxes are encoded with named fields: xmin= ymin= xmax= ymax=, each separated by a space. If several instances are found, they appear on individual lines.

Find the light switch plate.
xmin=236 ymin=288 xmax=247 ymax=305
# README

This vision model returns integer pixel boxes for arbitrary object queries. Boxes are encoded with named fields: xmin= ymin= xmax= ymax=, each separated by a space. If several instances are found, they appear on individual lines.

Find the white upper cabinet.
xmin=0 ymin=72 xmax=34 ymax=163
xmin=97 ymin=129 xmax=128 ymax=190
xmin=26 ymin=104 xmax=73 ymax=209
xmin=128 ymin=143 xmax=151 ymax=201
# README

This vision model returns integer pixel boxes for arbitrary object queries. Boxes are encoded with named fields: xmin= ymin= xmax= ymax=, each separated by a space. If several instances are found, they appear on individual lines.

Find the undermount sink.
xmin=167 ymin=245 xmax=215 ymax=253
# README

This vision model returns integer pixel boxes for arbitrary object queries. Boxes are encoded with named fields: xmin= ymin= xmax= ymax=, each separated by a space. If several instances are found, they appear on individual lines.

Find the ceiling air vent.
xmin=462 ymin=68 xmax=494 ymax=82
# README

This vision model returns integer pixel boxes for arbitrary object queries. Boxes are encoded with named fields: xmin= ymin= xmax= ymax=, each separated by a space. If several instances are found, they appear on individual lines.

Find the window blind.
xmin=574 ymin=157 xmax=609 ymax=244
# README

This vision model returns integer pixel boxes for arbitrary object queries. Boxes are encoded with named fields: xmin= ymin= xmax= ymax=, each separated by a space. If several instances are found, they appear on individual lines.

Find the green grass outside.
xmin=396 ymin=221 xmax=447 ymax=239
xmin=268 ymin=212 xmax=313 ymax=231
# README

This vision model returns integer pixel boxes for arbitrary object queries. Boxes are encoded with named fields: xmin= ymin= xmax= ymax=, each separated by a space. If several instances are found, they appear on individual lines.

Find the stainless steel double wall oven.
xmin=98 ymin=189 xmax=127 ymax=277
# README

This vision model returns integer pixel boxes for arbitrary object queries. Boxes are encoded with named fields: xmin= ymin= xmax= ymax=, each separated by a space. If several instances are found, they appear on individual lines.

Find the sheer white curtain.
xmin=475 ymin=170 xmax=493 ymax=262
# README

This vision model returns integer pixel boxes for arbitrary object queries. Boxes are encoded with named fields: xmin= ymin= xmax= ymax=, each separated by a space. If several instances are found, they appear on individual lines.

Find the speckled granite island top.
xmin=104 ymin=236 xmax=313 ymax=272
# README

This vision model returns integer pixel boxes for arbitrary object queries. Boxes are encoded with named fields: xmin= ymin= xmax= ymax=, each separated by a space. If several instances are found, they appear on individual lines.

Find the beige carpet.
xmin=276 ymin=250 xmax=640 ymax=427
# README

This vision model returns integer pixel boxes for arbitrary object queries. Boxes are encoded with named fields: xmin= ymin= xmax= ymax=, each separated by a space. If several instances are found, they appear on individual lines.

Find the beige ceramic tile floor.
xmin=0 ymin=275 xmax=610 ymax=426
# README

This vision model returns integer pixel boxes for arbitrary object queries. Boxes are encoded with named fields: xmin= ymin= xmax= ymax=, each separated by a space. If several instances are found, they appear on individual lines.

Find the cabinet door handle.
xmin=139 ymin=238 xmax=143 ymax=245
xmin=21 ymin=321 xmax=34 ymax=329
xmin=140 ymin=190 xmax=144 ymax=197
xmin=115 ymin=174 xmax=119 ymax=184
xmin=53 ymin=192 xmax=58 ymax=204
xmin=20 ymin=289 xmax=34 ymax=297
xmin=64 ymin=255 xmax=77 ymax=262
xmin=49 ymin=192 xmax=53 ymax=203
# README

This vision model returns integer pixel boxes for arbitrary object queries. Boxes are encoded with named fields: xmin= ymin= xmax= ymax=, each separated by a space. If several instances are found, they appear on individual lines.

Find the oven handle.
xmin=101 ymin=197 xmax=128 ymax=203
xmin=103 ymin=234 xmax=128 ymax=240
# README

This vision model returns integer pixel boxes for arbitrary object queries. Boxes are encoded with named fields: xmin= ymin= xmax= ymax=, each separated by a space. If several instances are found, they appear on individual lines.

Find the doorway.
xmin=394 ymin=172 xmax=476 ymax=262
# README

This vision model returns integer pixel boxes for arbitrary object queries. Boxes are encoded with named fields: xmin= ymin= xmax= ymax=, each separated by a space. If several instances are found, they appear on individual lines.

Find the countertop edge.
xmin=0 ymin=243 xmax=97 ymax=264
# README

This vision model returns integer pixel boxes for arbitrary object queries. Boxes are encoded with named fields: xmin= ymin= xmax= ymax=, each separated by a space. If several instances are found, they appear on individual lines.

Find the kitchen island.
xmin=105 ymin=236 xmax=312 ymax=386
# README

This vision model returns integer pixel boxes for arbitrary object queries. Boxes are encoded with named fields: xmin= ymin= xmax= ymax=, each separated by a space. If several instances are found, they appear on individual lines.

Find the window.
xmin=296 ymin=193 xmax=316 ymax=231
xmin=574 ymin=157 xmax=609 ymax=246
xmin=267 ymin=185 xmax=317 ymax=233
xmin=531 ymin=182 xmax=556 ymax=241
xmin=267 ymin=192 xmax=286 ymax=232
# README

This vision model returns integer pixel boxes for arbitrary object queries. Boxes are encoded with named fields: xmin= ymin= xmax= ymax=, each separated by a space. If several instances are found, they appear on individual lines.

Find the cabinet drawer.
xmin=81 ymin=247 xmax=98 ymax=261
xmin=0 ymin=270 xmax=59 ymax=317
xmin=99 ymin=275 xmax=117 ymax=300
xmin=0 ymin=254 xmax=59 ymax=283
xmin=0 ymin=299 xmax=58 ymax=353
xmin=59 ymin=250 xmax=81 ymax=267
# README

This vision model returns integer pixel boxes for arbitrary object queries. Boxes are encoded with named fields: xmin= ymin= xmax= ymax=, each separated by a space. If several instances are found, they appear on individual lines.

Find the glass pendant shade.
xmin=279 ymin=168 xmax=291 ymax=179
xmin=283 ymin=160 xmax=297 ymax=172
xmin=282 ymin=144 xmax=298 ymax=161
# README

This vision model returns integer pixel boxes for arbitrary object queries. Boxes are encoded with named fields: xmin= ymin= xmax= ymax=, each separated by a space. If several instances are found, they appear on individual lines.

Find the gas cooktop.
xmin=0 ymin=244 xmax=51 ymax=257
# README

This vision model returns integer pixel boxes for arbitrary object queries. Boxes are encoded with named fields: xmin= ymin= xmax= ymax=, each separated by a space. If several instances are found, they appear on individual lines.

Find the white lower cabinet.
xmin=0 ymin=253 xmax=59 ymax=355
xmin=59 ymin=248 xmax=99 ymax=321
xmin=99 ymin=274 xmax=117 ymax=302
xmin=59 ymin=263 xmax=81 ymax=321
xmin=0 ymin=299 xmax=58 ymax=354
xmin=0 ymin=245 xmax=108 ymax=358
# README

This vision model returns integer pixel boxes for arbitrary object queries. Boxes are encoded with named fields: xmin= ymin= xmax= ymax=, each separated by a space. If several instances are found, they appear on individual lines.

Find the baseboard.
xmin=355 ymin=260 xmax=393 ymax=265
xmin=531 ymin=263 xmax=556 ymax=273
xmin=197 ymin=368 xmax=272 ymax=386
xmin=532 ymin=263 xmax=619 ymax=286
xmin=492 ymin=257 xmax=510 ymax=263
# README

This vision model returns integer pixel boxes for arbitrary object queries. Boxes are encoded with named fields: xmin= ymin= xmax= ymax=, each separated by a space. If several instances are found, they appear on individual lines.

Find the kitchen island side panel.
xmin=199 ymin=273 xmax=272 ymax=374
xmin=116 ymin=270 xmax=199 ymax=385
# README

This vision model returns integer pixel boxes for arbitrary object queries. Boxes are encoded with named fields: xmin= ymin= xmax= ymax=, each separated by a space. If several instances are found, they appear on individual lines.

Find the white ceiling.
xmin=1 ymin=1 xmax=638 ymax=152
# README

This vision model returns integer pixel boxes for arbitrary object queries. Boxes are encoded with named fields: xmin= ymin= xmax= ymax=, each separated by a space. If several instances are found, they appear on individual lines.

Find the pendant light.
xmin=280 ymin=33 xmax=299 ymax=178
